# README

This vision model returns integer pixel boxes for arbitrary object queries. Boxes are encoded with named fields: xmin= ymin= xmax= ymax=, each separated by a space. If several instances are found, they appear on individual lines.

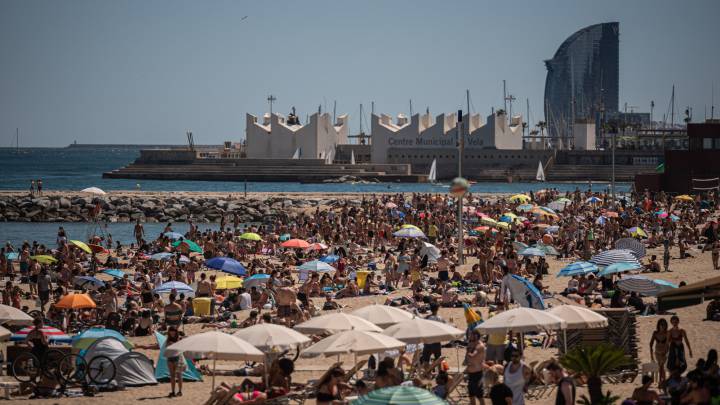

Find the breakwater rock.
xmin=0 ymin=193 xmax=338 ymax=223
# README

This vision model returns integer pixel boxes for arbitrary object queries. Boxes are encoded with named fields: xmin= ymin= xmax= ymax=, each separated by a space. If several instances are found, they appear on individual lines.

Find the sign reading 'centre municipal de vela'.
xmin=387 ymin=134 xmax=491 ymax=148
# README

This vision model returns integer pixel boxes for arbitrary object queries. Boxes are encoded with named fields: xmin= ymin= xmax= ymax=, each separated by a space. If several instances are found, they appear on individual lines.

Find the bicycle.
xmin=12 ymin=350 xmax=116 ymax=386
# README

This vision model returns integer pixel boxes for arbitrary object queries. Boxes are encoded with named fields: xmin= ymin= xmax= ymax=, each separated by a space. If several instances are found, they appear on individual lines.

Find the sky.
xmin=1 ymin=0 xmax=719 ymax=147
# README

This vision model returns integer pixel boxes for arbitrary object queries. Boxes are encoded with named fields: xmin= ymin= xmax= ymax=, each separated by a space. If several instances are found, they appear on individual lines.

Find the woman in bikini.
xmin=667 ymin=315 xmax=693 ymax=374
xmin=650 ymin=318 xmax=670 ymax=384
xmin=315 ymin=366 xmax=350 ymax=405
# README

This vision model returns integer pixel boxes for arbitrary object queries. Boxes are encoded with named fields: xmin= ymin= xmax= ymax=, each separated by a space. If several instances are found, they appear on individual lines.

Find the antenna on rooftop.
xmin=267 ymin=94 xmax=277 ymax=115
xmin=409 ymin=99 xmax=413 ymax=116
xmin=186 ymin=131 xmax=195 ymax=151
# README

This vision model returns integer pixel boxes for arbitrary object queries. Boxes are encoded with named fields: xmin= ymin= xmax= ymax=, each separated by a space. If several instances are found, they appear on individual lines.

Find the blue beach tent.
xmin=154 ymin=331 xmax=202 ymax=382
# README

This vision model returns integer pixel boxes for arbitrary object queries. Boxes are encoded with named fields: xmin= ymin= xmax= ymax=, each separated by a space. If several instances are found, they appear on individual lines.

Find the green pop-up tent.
xmin=154 ymin=331 xmax=202 ymax=382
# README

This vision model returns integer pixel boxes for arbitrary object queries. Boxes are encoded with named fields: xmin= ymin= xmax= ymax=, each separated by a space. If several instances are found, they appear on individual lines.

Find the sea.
xmin=0 ymin=146 xmax=631 ymax=247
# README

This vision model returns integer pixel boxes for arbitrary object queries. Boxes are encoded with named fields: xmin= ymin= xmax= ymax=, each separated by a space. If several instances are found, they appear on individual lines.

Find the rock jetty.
xmin=0 ymin=193 xmax=341 ymax=223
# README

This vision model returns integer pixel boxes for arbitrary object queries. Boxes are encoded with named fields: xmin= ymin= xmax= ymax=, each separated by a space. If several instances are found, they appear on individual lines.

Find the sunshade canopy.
xmin=166 ymin=331 xmax=264 ymax=362
xmin=350 ymin=305 xmax=414 ymax=328
xmin=546 ymin=305 xmax=608 ymax=329
xmin=475 ymin=307 xmax=566 ymax=334
xmin=233 ymin=323 xmax=311 ymax=351
xmin=382 ymin=317 xmax=464 ymax=344
xmin=294 ymin=313 xmax=382 ymax=334
xmin=302 ymin=330 xmax=406 ymax=357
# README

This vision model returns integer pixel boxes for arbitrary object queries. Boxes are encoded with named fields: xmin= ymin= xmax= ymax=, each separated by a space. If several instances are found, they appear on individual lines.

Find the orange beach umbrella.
xmin=281 ymin=239 xmax=310 ymax=249
xmin=55 ymin=293 xmax=96 ymax=309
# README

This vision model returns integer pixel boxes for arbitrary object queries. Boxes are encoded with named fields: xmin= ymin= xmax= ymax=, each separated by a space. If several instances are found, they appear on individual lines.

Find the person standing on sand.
xmin=466 ymin=331 xmax=487 ymax=405
xmin=650 ymin=318 xmax=670 ymax=384
xmin=134 ymin=219 xmax=144 ymax=245
xmin=503 ymin=348 xmax=532 ymax=405
xmin=165 ymin=326 xmax=184 ymax=397
xmin=546 ymin=362 xmax=575 ymax=405
xmin=667 ymin=315 xmax=692 ymax=373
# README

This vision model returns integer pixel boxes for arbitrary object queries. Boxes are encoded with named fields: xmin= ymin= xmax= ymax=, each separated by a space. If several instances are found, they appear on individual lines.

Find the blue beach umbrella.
xmin=154 ymin=281 xmax=194 ymax=295
xmin=101 ymin=269 xmax=126 ymax=279
xmin=298 ymin=260 xmax=336 ymax=272
xmin=506 ymin=275 xmax=545 ymax=309
xmin=164 ymin=232 xmax=185 ymax=241
xmin=205 ymin=257 xmax=247 ymax=276
xmin=586 ymin=196 xmax=603 ymax=204
xmin=516 ymin=204 xmax=535 ymax=212
xmin=73 ymin=276 xmax=105 ymax=290
xmin=150 ymin=252 xmax=174 ymax=261
xmin=512 ymin=241 xmax=529 ymax=251
xmin=533 ymin=244 xmax=560 ymax=256
xmin=590 ymin=249 xmax=641 ymax=267
xmin=4 ymin=252 xmax=18 ymax=260
xmin=351 ymin=385 xmax=446 ymax=405
xmin=617 ymin=276 xmax=677 ymax=297
xmin=243 ymin=274 xmax=271 ymax=289
xmin=598 ymin=262 xmax=643 ymax=277
xmin=518 ymin=247 xmax=546 ymax=257
xmin=557 ymin=261 xmax=598 ymax=277
xmin=279 ymin=234 xmax=291 ymax=241
xmin=320 ymin=255 xmax=340 ymax=263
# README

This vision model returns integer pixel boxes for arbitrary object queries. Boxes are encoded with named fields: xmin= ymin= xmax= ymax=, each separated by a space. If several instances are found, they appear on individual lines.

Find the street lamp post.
xmin=457 ymin=109 xmax=464 ymax=265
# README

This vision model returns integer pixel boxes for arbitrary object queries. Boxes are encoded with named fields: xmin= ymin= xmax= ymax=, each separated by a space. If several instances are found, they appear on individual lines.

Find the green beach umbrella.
xmin=172 ymin=239 xmax=203 ymax=253
xmin=352 ymin=386 xmax=447 ymax=405
xmin=30 ymin=255 xmax=57 ymax=264
xmin=239 ymin=232 xmax=262 ymax=241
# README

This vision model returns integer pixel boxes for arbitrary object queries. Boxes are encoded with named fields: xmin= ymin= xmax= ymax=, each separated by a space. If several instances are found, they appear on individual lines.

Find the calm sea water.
xmin=0 ymin=146 xmax=630 ymax=247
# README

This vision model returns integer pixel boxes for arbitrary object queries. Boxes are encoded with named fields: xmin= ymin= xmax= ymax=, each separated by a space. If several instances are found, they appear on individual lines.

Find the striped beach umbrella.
xmin=353 ymin=384 xmax=447 ymax=405
xmin=298 ymin=260 xmax=336 ymax=272
xmin=154 ymin=281 xmax=194 ymax=295
xmin=557 ymin=261 xmax=598 ymax=277
xmin=243 ymin=274 xmax=271 ymax=289
xmin=590 ymin=249 xmax=641 ymax=267
xmin=598 ymin=262 xmax=643 ymax=277
xmin=615 ymin=238 xmax=646 ymax=258
xmin=11 ymin=326 xmax=72 ymax=343
xmin=617 ymin=276 xmax=677 ymax=297
xmin=518 ymin=247 xmax=546 ymax=257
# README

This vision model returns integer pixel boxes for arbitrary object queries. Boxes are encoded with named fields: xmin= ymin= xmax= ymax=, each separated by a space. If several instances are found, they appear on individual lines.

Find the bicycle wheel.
xmin=42 ymin=349 xmax=66 ymax=379
xmin=87 ymin=355 xmax=115 ymax=385
xmin=12 ymin=352 xmax=40 ymax=383
xmin=58 ymin=354 xmax=88 ymax=385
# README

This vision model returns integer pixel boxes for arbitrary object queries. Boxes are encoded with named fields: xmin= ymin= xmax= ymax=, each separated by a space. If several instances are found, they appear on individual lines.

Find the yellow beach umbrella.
xmin=215 ymin=276 xmax=244 ymax=290
xmin=69 ymin=240 xmax=92 ymax=254
xmin=30 ymin=255 xmax=57 ymax=264
xmin=495 ymin=222 xmax=510 ymax=230
xmin=480 ymin=217 xmax=497 ymax=226
xmin=239 ymin=232 xmax=262 ymax=241
xmin=674 ymin=195 xmax=694 ymax=202
xmin=400 ymin=224 xmax=421 ymax=231
xmin=509 ymin=194 xmax=531 ymax=203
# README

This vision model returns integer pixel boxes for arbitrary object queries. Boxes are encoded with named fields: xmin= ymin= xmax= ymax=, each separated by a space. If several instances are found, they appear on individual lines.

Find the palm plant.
xmin=559 ymin=344 xmax=633 ymax=405
xmin=577 ymin=391 xmax=621 ymax=405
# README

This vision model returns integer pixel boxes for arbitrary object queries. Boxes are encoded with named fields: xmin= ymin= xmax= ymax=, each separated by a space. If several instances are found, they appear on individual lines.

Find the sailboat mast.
xmin=359 ymin=104 xmax=363 ymax=135
xmin=16 ymin=128 xmax=19 ymax=153
xmin=466 ymin=89 xmax=471 ymax=138
xmin=671 ymin=85 xmax=675 ymax=127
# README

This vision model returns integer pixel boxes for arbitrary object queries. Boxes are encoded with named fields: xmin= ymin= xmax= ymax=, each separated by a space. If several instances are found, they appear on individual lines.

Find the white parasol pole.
xmin=563 ymin=329 xmax=567 ymax=354
xmin=211 ymin=357 xmax=217 ymax=391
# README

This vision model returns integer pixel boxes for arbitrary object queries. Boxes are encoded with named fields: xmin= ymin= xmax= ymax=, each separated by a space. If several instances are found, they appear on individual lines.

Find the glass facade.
xmin=544 ymin=22 xmax=619 ymax=147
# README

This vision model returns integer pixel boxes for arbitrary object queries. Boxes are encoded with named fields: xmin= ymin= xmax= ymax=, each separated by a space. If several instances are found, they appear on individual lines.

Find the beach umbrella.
xmin=548 ymin=201 xmax=570 ymax=212
xmin=88 ymin=244 xmax=107 ymax=254
xmin=163 ymin=232 xmax=185 ymax=241
xmin=518 ymin=247 xmax=546 ymax=257
xmin=306 ymin=243 xmax=329 ymax=251
xmin=516 ymin=203 xmax=535 ymax=212
xmin=351 ymin=304 xmax=414 ymax=328
xmin=546 ymin=225 xmax=560 ymax=234
xmin=4 ymin=252 xmax=18 ymax=260
xmin=506 ymin=275 xmax=546 ymax=309
xmin=474 ymin=226 xmax=498 ymax=234
xmin=172 ymin=239 xmax=203 ymax=253
xmin=547 ymin=305 xmax=608 ymax=329
xmin=400 ymin=224 xmax=421 ymax=230
xmin=205 ymin=257 xmax=246 ymax=276
xmin=72 ymin=327 xmax=133 ymax=350
xmin=154 ymin=281 xmax=194 ymax=295
xmin=179 ymin=255 xmax=191 ymax=264
xmin=101 ymin=269 xmax=126 ymax=279
xmin=243 ymin=274 xmax=271 ymax=289
xmin=302 ymin=330 xmax=406 ymax=357
xmin=295 ymin=313 xmax=382 ymax=334
xmin=30 ymin=255 xmax=57 ymax=264
xmin=670 ymin=214 xmax=680 ymax=222
xmin=233 ymin=323 xmax=311 ymax=351
xmin=320 ymin=255 xmax=340 ymax=263
xmin=352 ymin=385 xmax=447 ymax=405
xmin=555 ymin=197 xmax=572 ymax=203
xmin=281 ymin=239 xmax=311 ymax=249
xmin=279 ymin=233 xmax=291 ymax=241
xmin=512 ymin=241 xmax=529 ymax=251
xmin=499 ymin=215 xmax=514 ymax=224
xmin=495 ymin=222 xmax=510 ymax=230
xmin=382 ymin=317 xmax=464 ymax=344
xmin=0 ymin=326 xmax=11 ymax=341
xmin=166 ymin=331 xmax=264 ymax=389
xmin=419 ymin=242 xmax=441 ymax=262
xmin=215 ymin=276 xmax=244 ymax=290
xmin=533 ymin=243 xmax=560 ymax=256
xmin=509 ymin=194 xmax=531 ymax=203
xmin=392 ymin=227 xmax=426 ymax=238
xmin=617 ymin=275 xmax=678 ymax=297
xmin=73 ymin=276 xmax=105 ymax=290
xmin=11 ymin=326 xmax=71 ymax=343
xmin=238 ymin=232 xmax=262 ymax=241
xmin=628 ymin=227 xmax=648 ymax=239
xmin=604 ymin=211 xmax=619 ymax=218
xmin=55 ymin=293 xmax=96 ymax=309
xmin=590 ymin=249 xmax=641 ymax=267
xmin=615 ymin=238 xmax=646 ymax=258
xmin=586 ymin=196 xmax=603 ymax=204
xmin=474 ymin=307 xmax=566 ymax=334
xmin=298 ymin=260 xmax=336 ymax=272
xmin=675 ymin=195 xmax=694 ymax=202
xmin=480 ymin=217 xmax=498 ymax=226
xmin=69 ymin=240 xmax=92 ymax=254
xmin=597 ymin=262 xmax=643 ymax=277
xmin=385 ymin=202 xmax=398 ymax=209
xmin=595 ymin=216 xmax=608 ymax=225
xmin=149 ymin=252 xmax=174 ymax=261
xmin=557 ymin=261 xmax=598 ymax=277
xmin=0 ymin=304 xmax=33 ymax=326
xmin=81 ymin=187 xmax=106 ymax=195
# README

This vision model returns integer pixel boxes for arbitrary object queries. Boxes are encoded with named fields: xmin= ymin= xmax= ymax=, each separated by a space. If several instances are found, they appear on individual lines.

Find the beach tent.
xmin=506 ymin=274 xmax=546 ymax=309
xmin=83 ymin=336 xmax=157 ymax=387
xmin=154 ymin=332 xmax=202 ymax=382
xmin=657 ymin=275 xmax=720 ymax=312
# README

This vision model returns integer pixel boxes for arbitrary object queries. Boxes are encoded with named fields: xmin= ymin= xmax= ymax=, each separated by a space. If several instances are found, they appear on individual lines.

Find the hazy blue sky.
xmin=1 ymin=0 xmax=719 ymax=147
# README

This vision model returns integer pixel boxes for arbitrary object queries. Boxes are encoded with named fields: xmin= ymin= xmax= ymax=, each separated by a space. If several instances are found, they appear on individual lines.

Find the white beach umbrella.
xmin=419 ymin=242 xmax=442 ymax=262
xmin=294 ymin=313 xmax=382 ymax=334
xmin=383 ymin=317 xmax=464 ymax=344
xmin=80 ymin=187 xmax=107 ymax=195
xmin=233 ymin=323 xmax=311 ymax=351
xmin=350 ymin=305 xmax=414 ymax=328
xmin=0 ymin=304 xmax=34 ymax=326
xmin=474 ymin=307 xmax=566 ymax=334
xmin=546 ymin=305 xmax=608 ymax=329
xmin=301 ymin=330 xmax=406 ymax=357
xmin=166 ymin=331 xmax=264 ymax=389
xmin=0 ymin=326 xmax=11 ymax=341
